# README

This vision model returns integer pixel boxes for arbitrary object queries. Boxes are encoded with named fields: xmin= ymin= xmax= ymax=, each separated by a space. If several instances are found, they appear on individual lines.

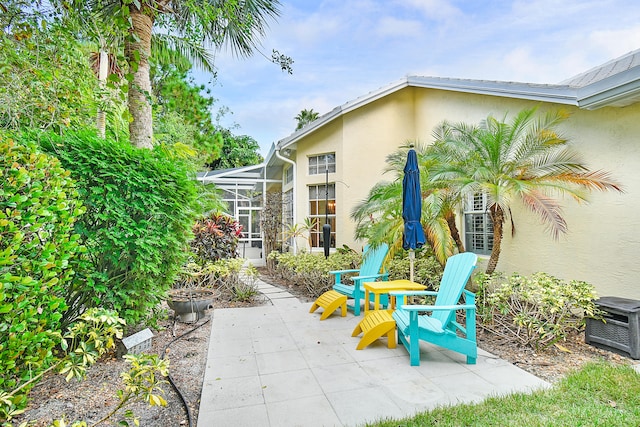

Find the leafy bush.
xmin=386 ymin=252 xmax=444 ymax=289
xmin=173 ymin=258 xmax=259 ymax=303
xmin=233 ymin=264 xmax=260 ymax=302
xmin=190 ymin=212 xmax=243 ymax=263
xmin=37 ymin=131 xmax=200 ymax=326
xmin=267 ymin=248 xmax=443 ymax=298
xmin=0 ymin=19 xmax=98 ymax=133
xmin=267 ymin=250 xmax=362 ymax=297
xmin=0 ymin=135 xmax=84 ymax=417
xmin=475 ymin=272 xmax=602 ymax=350
xmin=174 ymin=258 xmax=244 ymax=289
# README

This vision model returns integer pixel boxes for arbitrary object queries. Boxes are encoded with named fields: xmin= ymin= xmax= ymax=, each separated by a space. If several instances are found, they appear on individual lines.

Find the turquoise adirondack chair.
xmin=391 ymin=252 xmax=478 ymax=366
xmin=330 ymin=243 xmax=389 ymax=316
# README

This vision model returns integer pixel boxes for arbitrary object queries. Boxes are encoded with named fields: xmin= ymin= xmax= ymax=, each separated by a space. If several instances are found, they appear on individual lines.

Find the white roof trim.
xmin=406 ymin=76 xmax=578 ymax=104
xmin=198 ymin=163 xmax=266 ymax=180
xmin=577 ymin=67 xmax=640 ymax=109
xmin=275 ymin=76 xmax=579 ymax=153
xmin=271 ymin=53 xmax=640 ymax=163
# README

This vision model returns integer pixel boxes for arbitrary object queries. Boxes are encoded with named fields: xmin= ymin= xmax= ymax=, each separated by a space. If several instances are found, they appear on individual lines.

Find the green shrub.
xmin=174 ymin=258 xmax=244 ymax=289
xmin=386 ymin=252 xmax=444 ymax=289
xmin=475 ymin=271 xmax=602 ymax=350
xmin=173 ymin=258 xmax=259 ymax=303
xmin=190 ymin=212 xmax=242 ymax=263
xmin=0 ymin=134 xmax=84 ymax=417
xmin=267 ymin=250 xmax=362 ymax=297
xmin=232 ymin=264 xmax=260 ymax=302
xmin=37 ymin=131 xmax=200 ymax=326
xmin=267 ymin=249 xmax=444 ymax=297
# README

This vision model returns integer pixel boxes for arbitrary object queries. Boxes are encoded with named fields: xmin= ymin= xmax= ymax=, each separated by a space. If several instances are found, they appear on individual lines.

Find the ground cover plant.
xmin=267 ymin=249 xmax=362 ymax=297
xmin=267 ymin=248 xmax=445 ymax=297
xmin=365 ymin=362 xmax=640 ymax=427
xmin=475 ymin=271 xmax=602 ymax=350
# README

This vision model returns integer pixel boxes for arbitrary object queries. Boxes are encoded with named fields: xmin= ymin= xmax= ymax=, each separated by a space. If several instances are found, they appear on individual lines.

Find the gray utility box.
xmin=586 ymin=297 xmax=640 ymax=359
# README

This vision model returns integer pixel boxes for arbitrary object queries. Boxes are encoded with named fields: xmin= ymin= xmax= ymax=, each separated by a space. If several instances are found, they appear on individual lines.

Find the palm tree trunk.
xmin=96 ymin=50 xmax=108 ymax=138
xmin=445 ymin=210 xmax=465 ymax=253
xmin=125 ymin=7 xmax=154 ymax=149
xmin=486 ymin=205 xmax=504 ymax=274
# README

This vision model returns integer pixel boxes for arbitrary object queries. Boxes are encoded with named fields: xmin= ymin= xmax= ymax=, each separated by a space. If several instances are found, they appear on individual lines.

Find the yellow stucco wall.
xmin=289 ymin=85 xmax=639 ymax=299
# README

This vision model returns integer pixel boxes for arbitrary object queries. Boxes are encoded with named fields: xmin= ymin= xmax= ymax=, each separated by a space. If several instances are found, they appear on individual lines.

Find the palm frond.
xmin=423 ymin=217 xmax=454 ymax=265
xmin=519 ymin=190 xmax=567 ymax=239
xmin=153 ymin=33 xmax=216 ymax=73
xmin=548 ymin=171 xmax=624 ymax=193
xmin=198 ymin=0 xmax=281 ymax=57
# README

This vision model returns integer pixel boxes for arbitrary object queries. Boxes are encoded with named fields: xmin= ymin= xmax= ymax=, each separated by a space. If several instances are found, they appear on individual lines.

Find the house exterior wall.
xmin=340 ymin=90 xmax=417 ymax=251
xmin=287 ymin=85 xmax=638 ymax=299
xmin=499 ymin=103 xmax=640 ymax=300
xmin=291 ymin=90 xmax=416 ymax=253
xmin=411 ymin=87 xmax=637 ymax=298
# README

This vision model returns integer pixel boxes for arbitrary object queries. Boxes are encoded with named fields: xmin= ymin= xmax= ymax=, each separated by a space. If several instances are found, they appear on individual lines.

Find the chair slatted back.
xmin=432 ymin=252 xmax=478 ymax=327
xmin=359 ymin=244 xmax=389 ymax=277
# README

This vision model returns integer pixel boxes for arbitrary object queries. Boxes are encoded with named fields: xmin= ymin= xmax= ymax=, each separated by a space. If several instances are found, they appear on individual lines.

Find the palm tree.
xmin=70 ymin=0 xmax=282 ymax=148
xmin=351 ymin=143 xmax=455 ymax=266
xmin=283 ymin=217 xmax=318 ymax=252
xmin=432 ymin=107 xmax=623 ymax=274
xmin=295 ymin=108 xmax=320 ymax=130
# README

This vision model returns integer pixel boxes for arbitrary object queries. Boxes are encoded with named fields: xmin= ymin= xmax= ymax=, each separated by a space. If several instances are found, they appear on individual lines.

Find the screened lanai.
xmin=197 ymin=163 xmax=282 ymax=262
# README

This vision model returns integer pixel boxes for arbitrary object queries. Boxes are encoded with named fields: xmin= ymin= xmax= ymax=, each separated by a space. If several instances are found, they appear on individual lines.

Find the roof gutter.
xmin=275 ymin=149 xmax=297 ymax=254
xmin=576 ymin=67 xmax=640 ymax=109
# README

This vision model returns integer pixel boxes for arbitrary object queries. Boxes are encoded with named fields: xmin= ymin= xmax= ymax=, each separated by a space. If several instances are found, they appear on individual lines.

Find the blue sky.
xmin=197 ymin=0 xmax=640 ymax=156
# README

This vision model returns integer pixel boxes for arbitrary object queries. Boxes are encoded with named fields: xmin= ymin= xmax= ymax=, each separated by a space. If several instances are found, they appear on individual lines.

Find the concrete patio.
xmin=197 ymin=275 xmax=550 ymax=427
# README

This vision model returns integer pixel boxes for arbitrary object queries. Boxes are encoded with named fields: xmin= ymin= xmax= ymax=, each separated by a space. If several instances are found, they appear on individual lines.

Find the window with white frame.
xmin=284 ymin=166 xmax=293 ymax=185
xmin=283 ymin=190 xmax=293 ymax=246
xmin=308 ymin=153 xmax=336 ymax=175
xmin=308 ymin=184 xmax=336 ymax=248
xmin=464 ymin=193 xmax=494 ymax=255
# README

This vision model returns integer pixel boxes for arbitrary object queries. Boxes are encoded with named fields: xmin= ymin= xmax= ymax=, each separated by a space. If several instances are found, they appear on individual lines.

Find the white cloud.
xmin=191 ymin=0 xmax=640 ymax=156
xmin=587 ymin=26 xmax=640 ymax=58
xmin=376 ymin=16 xmax=424 ymax=38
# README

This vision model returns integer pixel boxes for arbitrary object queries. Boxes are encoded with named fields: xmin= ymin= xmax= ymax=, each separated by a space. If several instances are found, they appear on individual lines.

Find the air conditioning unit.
xmin=586 ymin=296 xmax=640 ymax=359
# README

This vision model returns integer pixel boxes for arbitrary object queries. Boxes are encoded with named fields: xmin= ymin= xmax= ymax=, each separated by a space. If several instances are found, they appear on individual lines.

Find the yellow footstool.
xmin=309 ymin=290 xmax=348 ymax=320
xmin=352 ymin=310 xmax=396 ymax=350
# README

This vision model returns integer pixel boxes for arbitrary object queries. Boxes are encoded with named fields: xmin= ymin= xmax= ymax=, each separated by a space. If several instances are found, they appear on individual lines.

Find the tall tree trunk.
xmin=445 ymin=210 xmax=465 ymax=253
xmin=486 ymin=205 xmax=504 ymax=274
xmin=125 ymin=7 xmax=154 ymax=149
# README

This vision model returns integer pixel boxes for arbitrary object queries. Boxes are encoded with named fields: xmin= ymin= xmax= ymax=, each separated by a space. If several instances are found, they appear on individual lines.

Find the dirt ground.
xmin=10 ymin=271 xmax=634 ymax=426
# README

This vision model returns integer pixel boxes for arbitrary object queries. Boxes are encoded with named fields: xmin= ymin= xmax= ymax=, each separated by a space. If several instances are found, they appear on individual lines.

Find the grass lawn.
xmin=365 ymin=362 xmax=640 ymax=427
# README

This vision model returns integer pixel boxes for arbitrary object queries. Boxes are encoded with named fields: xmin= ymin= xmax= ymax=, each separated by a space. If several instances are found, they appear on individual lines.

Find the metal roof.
xmin=272 ymin=49 xmax=640 ymax=159
xmin=561 ymin=48 xmax=640 ymax=87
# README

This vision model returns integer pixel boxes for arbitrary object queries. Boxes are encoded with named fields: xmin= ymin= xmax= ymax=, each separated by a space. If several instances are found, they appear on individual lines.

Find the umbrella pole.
xmin=409 ymin=250 xmax=415 ymax=283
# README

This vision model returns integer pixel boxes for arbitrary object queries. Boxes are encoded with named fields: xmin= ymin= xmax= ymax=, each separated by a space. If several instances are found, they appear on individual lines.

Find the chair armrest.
xmin=350 ymin=273 xmax=388 ymax=282
xmin=329 ymin=269 xmax=360 ymax=285
xmin=399 ymin=304 xmax=476 ymax=312
xmin=328 ymin=269 xmax=359 ymax=275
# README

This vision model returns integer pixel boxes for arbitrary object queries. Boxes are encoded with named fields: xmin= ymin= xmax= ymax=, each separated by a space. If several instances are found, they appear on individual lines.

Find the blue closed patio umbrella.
xmin=402 ymin=148 xmax=426 ymax=282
